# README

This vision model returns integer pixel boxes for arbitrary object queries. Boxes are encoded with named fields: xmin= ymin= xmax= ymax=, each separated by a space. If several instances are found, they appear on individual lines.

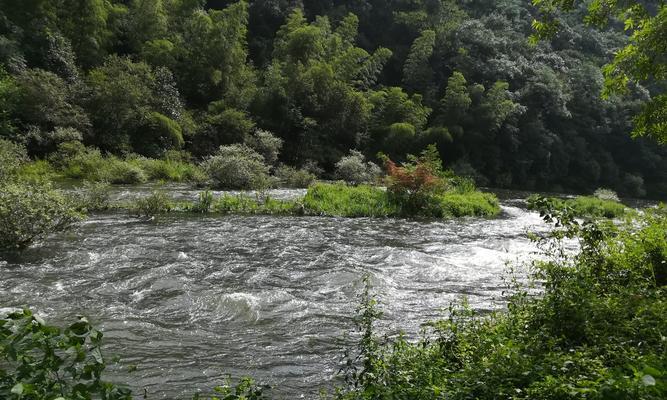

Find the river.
xmin=0 ymin=189 xmax=551 ymax=398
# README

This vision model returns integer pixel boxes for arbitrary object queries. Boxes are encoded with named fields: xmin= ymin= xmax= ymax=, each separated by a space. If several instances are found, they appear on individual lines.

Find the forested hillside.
xmin=1 ymin=0 xmax=665 ymax=197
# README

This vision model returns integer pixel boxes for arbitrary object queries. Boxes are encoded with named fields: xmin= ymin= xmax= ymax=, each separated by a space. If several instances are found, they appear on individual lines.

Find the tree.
xmin=254 ymin=9 xmax=391 ymax=166
xmin=83 ymin=55 xmax=184 ymax=155
xmin=172 ymin=1 xmax=256 ymax=108
xmin=532 ymin=0 xmax=666 ymax=143
xmin=402 ymin=29 xmax=436 ymax=96
xmin=58 ymin=0 xmax=123 ymax=68
xmin=440 ymin=71 xmax=472 ymax=132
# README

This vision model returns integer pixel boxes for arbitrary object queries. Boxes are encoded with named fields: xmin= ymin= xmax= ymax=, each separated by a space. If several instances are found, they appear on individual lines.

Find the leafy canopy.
xmin=532 ymin=0 xmax=667 ymax=143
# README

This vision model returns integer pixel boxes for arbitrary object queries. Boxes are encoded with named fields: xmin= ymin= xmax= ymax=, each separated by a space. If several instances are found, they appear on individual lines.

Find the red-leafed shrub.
xmin=380 ymin=145 xmax=449 ymax=215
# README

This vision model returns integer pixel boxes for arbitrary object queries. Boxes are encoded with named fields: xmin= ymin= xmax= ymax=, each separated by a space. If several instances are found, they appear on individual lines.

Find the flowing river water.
xmin=1 ymin=189 xmax=553 ymax=398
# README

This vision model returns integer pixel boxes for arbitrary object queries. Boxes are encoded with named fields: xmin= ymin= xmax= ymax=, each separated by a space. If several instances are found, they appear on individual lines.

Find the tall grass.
xmin=302 ymin=183 xmax=499 ymax=218
xmin=18 ymin=150 xmax=208 ymax=185
xmin=438 ymin=191 xmax=500 ymax=217
xmin=528 ymin=194 xmax=628 ymax=219
xmin=303 ymin=183 xmax=397 ymax=217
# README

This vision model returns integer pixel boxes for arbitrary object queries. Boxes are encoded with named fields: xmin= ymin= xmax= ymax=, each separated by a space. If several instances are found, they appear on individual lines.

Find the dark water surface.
xmin=0 ymin=191 xmax=549 ymax=399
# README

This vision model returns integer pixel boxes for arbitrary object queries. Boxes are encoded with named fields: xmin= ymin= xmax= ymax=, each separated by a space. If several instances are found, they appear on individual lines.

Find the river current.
xmin=1 ymin=189 xmax=550 ymax=398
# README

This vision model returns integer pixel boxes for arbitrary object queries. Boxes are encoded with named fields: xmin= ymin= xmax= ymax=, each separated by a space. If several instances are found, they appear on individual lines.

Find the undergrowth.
xmin=336 ymin=200 xmax=666 ymax=399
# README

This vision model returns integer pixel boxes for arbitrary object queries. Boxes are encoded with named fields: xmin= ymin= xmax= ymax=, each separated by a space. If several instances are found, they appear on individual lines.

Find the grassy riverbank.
xmin=528 ymin=194 xmax=629 ymax=219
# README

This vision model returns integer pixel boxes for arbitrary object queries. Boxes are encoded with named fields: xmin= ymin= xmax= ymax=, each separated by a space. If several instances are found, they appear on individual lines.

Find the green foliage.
xmin=0 ymin=66 xmax=19 ymax=137
xmin=245 ymin=129 xmax=283 ymax=166
xmin=16 ymin=160 xmax=58 ymax=184
xmin=9 ymin=68 xmax=90 ymax=154
xmin=201 ymin=144 xmax=271 ymax=189
xmin=402 ymin=29 xmax=436 ymax=95
xmin=211 ymin=194 xmax=301 ymax=216
xmin=134 ymin=111 xmax=184 ymax=158
xmin=57 ymin=146 xmax=148 ymax=184
xmin=128 ymin=156 xmax=207 ymax=183
xmin=194 ymin=108 xmax=255 ymax=156
xmin=303 ymin=183 xmax=397 ymax=218
xmin=334 ymin=150 xmax=381 ymax=185
xmin=169 ymin=0 xmax=256 ymax=108
xmin=440 ymin=71 xmax=472 ymax=126
xmin=274 ymin=165 xmax=317 ymax=188
xmin=254 ymin=8 xmax=390 ymax=165
xmin=0 ymin=182 xmax=82 ymax=250
xmin=191 ymin=190 xmax=214 ymax=213
xmin=0 ymin=310 xmax=131 ymax=400
xmin=532 ymin=0 xmax=667 ymax=143
xmin=49 ymin=143 xmax=205 ymax=184
xmin=0 ymin=0 xmax=665 ymax=198
xmin=84 ymin=55 xmax=183 ymax=155
xmin=128 ymin=190 xmax=173 ymax=218
xmin=71 ymin=181 xmax=112 ymax=212
xmin=438 ymin=191 xmax=501 ymax=218
xmin=337 ymin=207 xmax=667 ymax=400
xmin=528 ymin=194 xmax=628 ymax=219
xmin=194 ymin=376 xmax=267 ymax=400
xmin=0 ymin=138 xmax=27 ymax=183
xmin=384 ymin=122 xmax=416 ymax=157
xmin=369 ymin=87 xmax=432 ymax=157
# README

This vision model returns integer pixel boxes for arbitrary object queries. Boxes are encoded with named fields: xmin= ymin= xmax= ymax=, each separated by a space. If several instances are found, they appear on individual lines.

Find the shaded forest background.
xmin=1 ymin=0 xmax=665 ymax=198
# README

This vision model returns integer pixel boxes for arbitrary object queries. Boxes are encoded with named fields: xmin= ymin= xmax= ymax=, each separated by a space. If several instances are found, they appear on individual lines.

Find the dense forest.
xmin=0 ymin=0 xmax=665 ymax=198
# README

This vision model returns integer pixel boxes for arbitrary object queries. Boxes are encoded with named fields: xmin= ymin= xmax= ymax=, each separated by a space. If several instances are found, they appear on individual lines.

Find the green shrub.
xmin=132 ymin=111 xmax=184 ymax=158
xmin=0 ymin=138 xmax=27 ymax=183
xmin=72 ymin=181 xmax=112 ymax=212
xmin=49 ymin=143 xmax=207 ymax=185
xmin=201 ymin=144 xmax=271 ymax=190
xmin=303 ymin=183 xmax=397 ymax=217
xmin=568 ymin=196 xmax=627 ymax=218
xmin=31 ymin=127 xmax=83 ymax=155
xmin=129 ymin=156 xmax=207 ymax=183
xmin=190 ymin=190 xmax=214 ymax=213
xmin=193 ymin=108 xmax=255 ymax=156
xmin=335 ymin=150 xmax=382 ymax=185
xmin=16 ymin=159 xmax=58 ymax=183
xmin=246 ymin=129 xmax=283 ymax=166
xmin=528 ymin=194 xmax=627 ymax=219
xmin=274 ymin=165 xmax=317 ymax=188
xmin=106 ymin=159 xmax=148 ymax=184
xmin=128 ymin=191 xmax=173 ymax=218
xmin=0 ymin=310 xmax=132 ymax=400
xmin=0 ymin=182 xmax=82 ymax=250
xmin=384 ymin=122 xmax=416 ymax=157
